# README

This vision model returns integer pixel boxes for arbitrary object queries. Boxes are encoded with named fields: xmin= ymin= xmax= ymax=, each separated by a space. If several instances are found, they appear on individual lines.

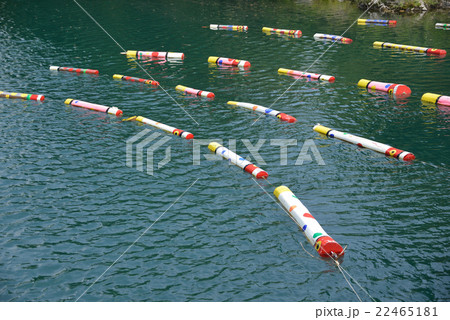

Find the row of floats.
xmin=0 ymin=70 xmax=429 ymax=260
xmin=2 ymin=64 xmax=446 ymax=105
xmin=1 ymin=18 xmax=448 ymax=260
xmin=0 ymin=70 xmax=347 ymax=258
xmin=0 ymin=78 xmax=420 ymax=162
xmin=211 ymin=21 xmax=448 ymax=56
xmin=206 ymin=19 xmax=447 ymax=259
xmin=211 ymin=20 xmax=450 ymax=32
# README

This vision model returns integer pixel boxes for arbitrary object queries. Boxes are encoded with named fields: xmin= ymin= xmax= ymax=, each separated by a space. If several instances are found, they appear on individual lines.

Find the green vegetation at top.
xmin=351 ymin=0 xmax=449 ymax=12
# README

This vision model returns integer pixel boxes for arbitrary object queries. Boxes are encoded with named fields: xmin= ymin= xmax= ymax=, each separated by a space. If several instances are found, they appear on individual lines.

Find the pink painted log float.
xmin=278 ymin=68 xmax=335 ymax=82
xmin=113 ymin=74 xmax=159 ymax=86
xmin=421 ymin=93 xmax=450 ymax=106
xmin=357 ymin=79 xmax=411 ymax=98
xmin=50 ymin=66 xmax=99 ymax=75
xmin=208 ymin=56 xmax=250 ymax=69
xmin=65 ymin=99 xmax=123 ymax=116
xmin=175 ymin=85 xmax=215 ymax=99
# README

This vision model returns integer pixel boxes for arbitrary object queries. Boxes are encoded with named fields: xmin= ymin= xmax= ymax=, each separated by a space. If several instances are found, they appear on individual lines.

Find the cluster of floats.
xmin=2 ymin=18 xmax=449 ymax=260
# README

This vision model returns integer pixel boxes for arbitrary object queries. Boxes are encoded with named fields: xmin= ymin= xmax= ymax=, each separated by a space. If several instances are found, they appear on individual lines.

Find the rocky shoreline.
xmin=353 ymin=0 xmax=450 ymax=13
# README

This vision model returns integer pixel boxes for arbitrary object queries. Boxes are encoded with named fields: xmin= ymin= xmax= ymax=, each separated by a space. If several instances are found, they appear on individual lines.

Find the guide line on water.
xmin=251 ymin=0 xmax=378 ymax=126
xmin=75 ymin=177 xmax=200 ymax=301
xmin=251 ymin=177 xmax=377 ymax=302
xmin=71 ymin=0 xmax=200 ymax=126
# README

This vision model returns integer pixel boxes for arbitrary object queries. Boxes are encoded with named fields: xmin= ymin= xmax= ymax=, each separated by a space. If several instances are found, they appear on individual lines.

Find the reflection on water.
xmin=207 ymin=64 xmax=251 ymax=80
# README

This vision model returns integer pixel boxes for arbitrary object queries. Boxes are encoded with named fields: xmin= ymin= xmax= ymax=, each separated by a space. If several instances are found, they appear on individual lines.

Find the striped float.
xmin=124 ymin=116 xmax=194 ymax=140
xmin=373 ymin=41 xmax=446 ymax=56
xmin=123 ymin=50 xmax=184 ymax=60
xmin=358 ymin=19 xmax=396 ymax=25
xmin=274 ymin=185 xmax=345 ymax=258
xmin=278 ymin=68 xmax=335 ymax=82
xmin=176 ymin=85 xmax=215 ymax=99
xmin=227 ymin=101 xmax=296 ymax=123
xmin=421 ymin=93 xmax=450 ymax=107
xmin=113 ymin=74 xmax=159 ymax=86
xmin=208 ymin=56 xmax=250 ymax=69
xmin=262 ymin=27 xmax=302 ymax=37
xmin=357 ymin=79 xmax=411 ymax=98
xmin=435 ymin=23 xmax=450 ymax=30
xmin=314 ymin=33 xmax=352 ymax=43
xmin=210 ymin=24 xmax=248 ymax=31
xmin=0 ymin=90 xmax=45 ymax=101
xmin=50 ymin=66 xmax=98 ymax=75
xmin=313 ymin=124 xmax=415 ymax=161
xmin=208 ymin=142 xmax=268 ymax=179
xmin=65 ymin=99 xmax=123 ymax=116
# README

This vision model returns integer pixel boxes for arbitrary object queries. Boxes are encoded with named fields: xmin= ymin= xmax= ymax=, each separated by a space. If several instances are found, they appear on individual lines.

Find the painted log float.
xmin=208 ymin=56 xmax=250 ymax=69
xmin=123 ymin=50 xmax=185 ymax=60
xmin=421 ymin=93 xmax=450 ymax=107
xmin=314 ymin=33 xmax=352 ymax=43
xmin=64 ymin=99 xmax=123 ymax=116
xmin=208 ymin=142 xmax=268 ymax=179
xmin=313 ymin=124 xmax=415 ymax=161
xmin=278 ymin=68 xmax=335 ymax=82
xmin=435 ymin=23 xmax=450 ymax=30
xmin=373 ymin=41 xmax=446 ymax=56
xmin=50 ymin=66 xmax=99 ymax=75
xmin=357 ymin=79 xmax=411 ymax=98
xmin=0 ymin=90 xmax=44 ymax=101
xmin=124 ymin=116 xmax=194 ymax=140
xmin=227 ymin=101 xmax=296 ymax=123
xmin=357 ymin=19 xmax=396 ymax=26
xmin=274 ymin=185 xmax=345 ymax=258
xmin=262 ymin=27 xmax=302 ymax=37
xmin=176 ymin=85 xmax=215 ymax=99
xmin=210 ymin=24 xmax=248 ymax=31
xmin=113 ymin=74 xmax=159 ymax=86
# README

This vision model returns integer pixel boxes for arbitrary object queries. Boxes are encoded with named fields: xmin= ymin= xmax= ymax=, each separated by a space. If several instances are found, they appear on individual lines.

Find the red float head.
xmin=315 ymin=236 xmax=345 ymax=258
xmin=426 ymin=48 xmax=447 ymax=56
xmin=402 ymin=153 xmax=415 ymax=161
xmin=184 ymin=133 xmax=194 ymax=140
xmin=390 ymin=84 xmax=411 ymax=98
xmin=342 ymin=37 xmax=353 ymax=44
xmin=277 ymin=113 xmax=297 ymax=123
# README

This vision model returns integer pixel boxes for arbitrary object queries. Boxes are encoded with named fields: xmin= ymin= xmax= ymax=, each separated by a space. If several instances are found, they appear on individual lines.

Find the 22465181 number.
xmin=376 ymin=306 xmax=438 ymax=317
